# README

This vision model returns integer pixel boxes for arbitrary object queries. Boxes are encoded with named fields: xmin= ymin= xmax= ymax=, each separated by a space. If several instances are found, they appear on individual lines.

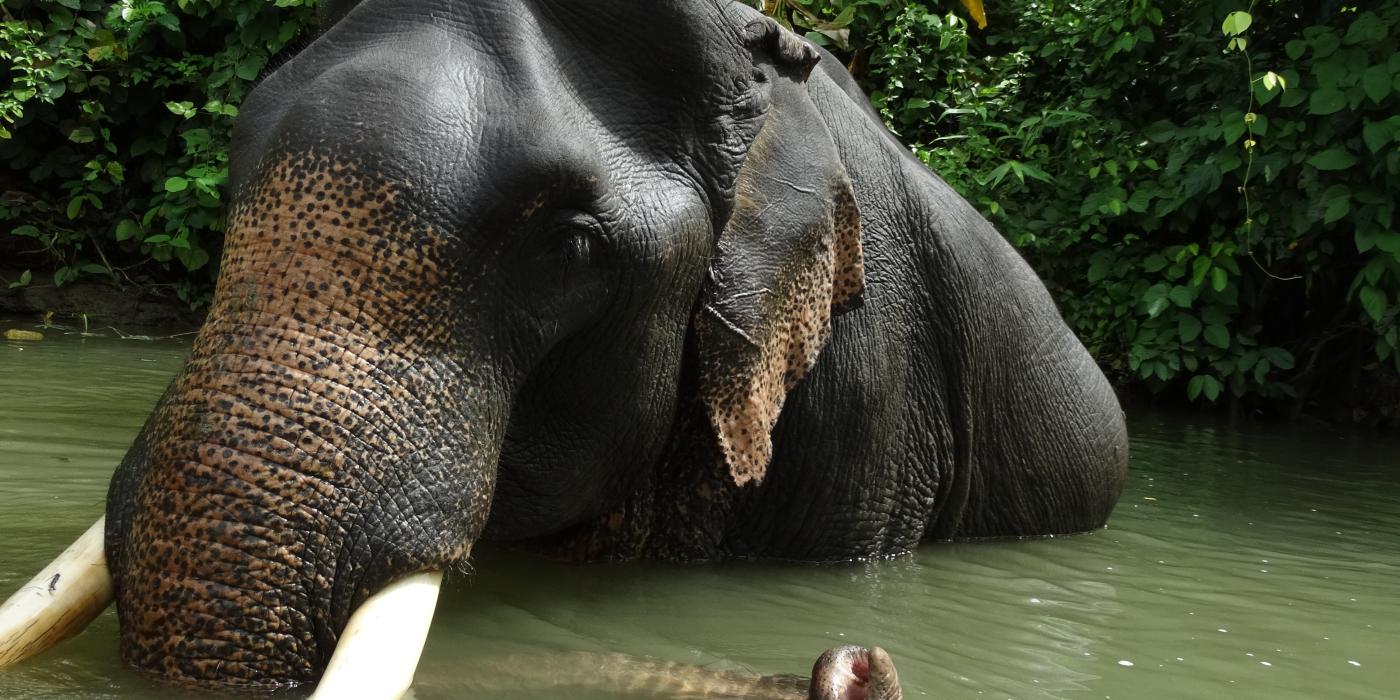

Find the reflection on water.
xmin=1 ymin=328 xmax=1398 ymax=699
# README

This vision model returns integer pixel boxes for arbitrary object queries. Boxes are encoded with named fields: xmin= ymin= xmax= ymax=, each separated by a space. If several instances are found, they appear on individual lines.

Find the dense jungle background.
xmin=1 ymin=0 xmax=1397 ymax=426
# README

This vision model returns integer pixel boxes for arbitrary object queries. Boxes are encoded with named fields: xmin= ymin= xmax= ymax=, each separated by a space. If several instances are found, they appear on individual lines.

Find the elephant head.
xmin=0 ymin=0 xmax=888 ymax=691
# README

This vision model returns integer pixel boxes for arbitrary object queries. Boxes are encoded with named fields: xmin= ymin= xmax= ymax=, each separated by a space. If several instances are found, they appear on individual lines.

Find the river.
xmin=1 ymin=327 xmax=1396 ymax=698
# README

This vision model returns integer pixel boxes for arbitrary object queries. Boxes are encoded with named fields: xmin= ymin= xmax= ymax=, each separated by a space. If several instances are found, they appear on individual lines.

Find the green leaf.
xmin=115 ymin=219 xmax=141 ymax=241
xmin=1188 ymin=375 xmax=1221 ymax=401
xmin=1356 ymin=228 xmax=1378 ymax=253
xmin=142 ymin=234 xmax=172 ymax=245
xmin=1308 ymin=89 xmax=1347 ymax=115
xmin=1253 ymin=358 xmax=1272 ymax=384
xmin=1344 ymin=11 xmax=1386 ymax=45
xmin=1087 ymin=253 xmax=1114 ymax=283
xmin=1168 ymin=285 xmax=1193 ymax=308
xmin=1285 ymin=40 xmax=1307 ymax=60
xmin=1204 ymin=324 xmax=1230 ymax=349
xmin=1202 ymin=376 xmax=1221 ymax=401
xmin=1144 ymin=283 xmax=1170 ymax=317
xmin=154 ymin=13 xmax=181 ymax=32
xmin=1146 ymin=297 xmax=1169 ymax=318
xmin=1222 ymin=113 xmax=1247 ymax=144
xmin=1191 ymin=256 xmax=1212 ymax=285
xmin=1280 ymin=85 xmax=1307 ymax=108
xmin=7 ymin=270 xmax=32 ymax=289
xmin=1313 ymin=59 xmax=1347 ymax=91
xmin=1201 ymin=306 xmax=1231 ymax=326
xmin=1324 ymin=196 xmax=1351 ymax=224
xmin=164 ymin=177 xmax=189 ymax=192
xmin=235 ymin=55 xmax=266 ymax=81
xmin=1237 ymin=350 xmax=1260 ymax=374
xmin=1019 ymin=162 xmax=1053 ymax=183
xmin=178 ymin=246 xmax=211 ymax=272
xmin=80 ymin=263 xmax=109 ymax=275
xmin=983 ymin=162 xmax=1012 ymax=188
xmin=1263 ymin=347 xmax=1295 ymax=371
xmin=66 ymin=197 xmax=85 ymax=219
xmin=165 ymin=101 xmax=196 ymax=118
xmin=1179 ymin=315 xmax=1203 ymax=343
xmin=1144 ymin=120 xmax=1177 ymax=143
xmin=1362 ymin=65 xmax=1391 ymax=104
xmin=67 ymin=127 xmax=95 ymax=144
xmin=1308 ymin=149 xmax=1358 ymax=171
xmin=1311 ymin=32 xmax=1341 ymax=59
xmin=1359 ymin=286 xmax=1387 ymax=323
xmin=1221 ymin=11 xmax=1252 ymax=36
xmin=1211 ymin=267 xmax=1229 ymax=292
xmin=1363 ymin=121 xmax=1392 ymax=153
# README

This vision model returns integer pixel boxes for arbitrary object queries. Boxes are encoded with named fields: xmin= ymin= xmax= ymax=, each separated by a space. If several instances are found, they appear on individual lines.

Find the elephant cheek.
xmin=108 ymin=152 xmax=498 ymax=687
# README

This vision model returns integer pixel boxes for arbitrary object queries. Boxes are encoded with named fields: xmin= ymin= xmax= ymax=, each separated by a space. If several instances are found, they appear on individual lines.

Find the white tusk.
xmin=0 ymin=516 xmax=114 ymax=667
xmin=310 ymin=570 xmax=443 ymax=700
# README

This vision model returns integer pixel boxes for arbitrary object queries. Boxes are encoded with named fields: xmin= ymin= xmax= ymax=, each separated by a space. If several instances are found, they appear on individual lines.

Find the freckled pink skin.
xmin=807 ymin=645 xmax=902 ymax=700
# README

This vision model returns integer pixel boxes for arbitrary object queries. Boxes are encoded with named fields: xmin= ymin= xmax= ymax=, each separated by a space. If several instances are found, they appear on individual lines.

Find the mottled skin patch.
xmin=696 ymin=90 xmax=865 ymax=488
xmin=808 ymin=646 xmax=900 ymax=700
xmin=106 ymin=153 xmax=493 ymax=686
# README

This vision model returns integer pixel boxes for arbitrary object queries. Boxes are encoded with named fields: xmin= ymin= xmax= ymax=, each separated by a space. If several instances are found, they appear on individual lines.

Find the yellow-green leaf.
xmin=1221 ymin=11 xmax=1252 ymax=37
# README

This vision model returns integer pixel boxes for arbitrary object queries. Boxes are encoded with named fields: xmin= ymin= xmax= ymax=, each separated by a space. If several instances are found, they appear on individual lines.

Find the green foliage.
xmin=0 ymin=0 xmax=317 ymax=306
xmin=775 ymin=0 xmax=1400 ymax=416
xmin=6 ymin=0 xmax=1397 ymax=417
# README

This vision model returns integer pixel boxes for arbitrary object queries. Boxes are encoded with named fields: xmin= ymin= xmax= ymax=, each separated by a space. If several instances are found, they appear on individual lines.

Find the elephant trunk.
xmin=103 ymin=154 xmax=501 ymax=688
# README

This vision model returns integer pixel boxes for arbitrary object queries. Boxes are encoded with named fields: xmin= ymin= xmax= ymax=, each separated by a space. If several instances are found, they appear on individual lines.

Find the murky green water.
xmin=2 ymin=325 xmax=1398 ymax=699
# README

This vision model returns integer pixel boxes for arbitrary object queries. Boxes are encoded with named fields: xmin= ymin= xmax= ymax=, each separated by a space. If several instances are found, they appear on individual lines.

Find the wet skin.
xmin=92 ymin=0 xmax=1128 ymax=689
xmin=461 ymin=644 xmax=900 ymax=700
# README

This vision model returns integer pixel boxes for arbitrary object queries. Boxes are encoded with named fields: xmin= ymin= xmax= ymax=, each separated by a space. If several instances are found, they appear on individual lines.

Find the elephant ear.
xmin=695 ymin=24 xmax=865 ymax=487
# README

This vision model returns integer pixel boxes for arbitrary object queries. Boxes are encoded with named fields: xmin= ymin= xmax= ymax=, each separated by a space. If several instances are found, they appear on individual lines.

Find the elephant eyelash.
xmin=550 ymin=211 xmax=608 ymax=248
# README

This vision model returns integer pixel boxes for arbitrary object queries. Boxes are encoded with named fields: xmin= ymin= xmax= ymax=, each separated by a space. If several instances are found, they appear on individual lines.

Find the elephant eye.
xmin=545 ymin=210 xmax=609 ymax=289
xmin=551 ymin=211 xmax=604 ymax=261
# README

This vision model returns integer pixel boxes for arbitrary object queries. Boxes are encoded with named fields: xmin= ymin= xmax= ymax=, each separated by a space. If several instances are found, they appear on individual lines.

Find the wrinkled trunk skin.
xmin=104 ymin=153 xmax=498 ymax=687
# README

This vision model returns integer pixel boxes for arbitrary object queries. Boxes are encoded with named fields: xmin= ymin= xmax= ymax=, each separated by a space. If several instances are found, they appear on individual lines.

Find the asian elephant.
xmin=0 ymin=0 xmax=1128 ymax=694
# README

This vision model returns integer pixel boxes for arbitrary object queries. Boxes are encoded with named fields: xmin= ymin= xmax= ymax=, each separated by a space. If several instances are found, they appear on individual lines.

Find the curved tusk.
xmin=0 ymin=516 xmax=114 ymax=667
xmin=310 ymin=570 xmax=443 ymax=700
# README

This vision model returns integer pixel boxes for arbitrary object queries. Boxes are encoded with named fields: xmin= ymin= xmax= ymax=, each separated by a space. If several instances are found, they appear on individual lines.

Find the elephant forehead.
xmin=230 ymin=0 xmax=767 ymax=230
xmin=221 ymin=152 xmax=460 ymax=346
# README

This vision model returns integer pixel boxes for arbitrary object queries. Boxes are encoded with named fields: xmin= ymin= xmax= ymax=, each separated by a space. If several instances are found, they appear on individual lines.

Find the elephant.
xmin=0 ymin=0 xmax=1128 ymax=694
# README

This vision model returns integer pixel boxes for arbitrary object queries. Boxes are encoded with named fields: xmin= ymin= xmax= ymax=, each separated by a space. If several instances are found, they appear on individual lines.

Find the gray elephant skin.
xmin=21 ymin=0 xmax=1129 ymax=690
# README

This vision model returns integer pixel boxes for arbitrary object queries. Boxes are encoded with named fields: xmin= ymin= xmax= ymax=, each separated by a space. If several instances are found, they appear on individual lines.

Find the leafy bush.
xmin=1 ymin=0 xmax=317 ymax=307
xmin=5 ymin=0 xmax=1397 ymax=421
xmin=774 ymin=0 xmax=1399 ymax=421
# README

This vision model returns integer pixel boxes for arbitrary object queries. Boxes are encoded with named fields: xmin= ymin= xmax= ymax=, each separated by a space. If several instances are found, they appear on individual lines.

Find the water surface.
xmin=1 ymin=326 xmax=1397 ymax=698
